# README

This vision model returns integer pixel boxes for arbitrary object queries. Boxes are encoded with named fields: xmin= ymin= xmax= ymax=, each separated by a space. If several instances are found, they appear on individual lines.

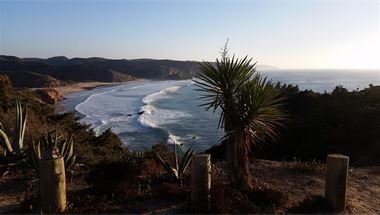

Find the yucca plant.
xmin=155 ymin=143 xmax=194 ymax=185
xmin=0 ymin=99 xmax=27 ymax=161
xmin=30 ymin=131 xmax=76 ymax=171
xmin=194 ymin=45 xmax=287 ymax=190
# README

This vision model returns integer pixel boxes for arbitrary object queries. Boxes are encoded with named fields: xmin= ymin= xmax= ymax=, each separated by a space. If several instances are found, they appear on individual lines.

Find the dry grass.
xmin=250 ymin=159 xmax=380 ymax=214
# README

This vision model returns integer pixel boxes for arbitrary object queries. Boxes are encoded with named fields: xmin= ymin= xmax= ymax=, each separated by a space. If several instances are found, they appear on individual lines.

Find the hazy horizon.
xmin=1 ymin=0 xmax=379 ymax=70
xmin=2 ymin=54 xmax=380 ymax=71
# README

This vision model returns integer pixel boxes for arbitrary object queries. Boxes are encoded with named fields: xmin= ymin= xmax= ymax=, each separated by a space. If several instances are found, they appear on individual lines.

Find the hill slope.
xmin=0 ymin=55 xmax=200 ymax=86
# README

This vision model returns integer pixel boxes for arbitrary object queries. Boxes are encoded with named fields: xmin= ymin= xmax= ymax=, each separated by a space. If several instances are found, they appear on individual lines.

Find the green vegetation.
xmin=195 ymin=45 xmax=287 ymax=190
xmin=206 ymin=84 xmax=380 ymax=166
xmin=269 ymin=83 xmax=380 ymax=165
xmin=0 ymin=99 xmax=27 ymax=163
xmin=30 ymin=131 xmax=76 ymax=171
xmin=0 ymin=76 xmax=129 ymax=168
xmin=155 ymin=144 xmax=194 ymax=184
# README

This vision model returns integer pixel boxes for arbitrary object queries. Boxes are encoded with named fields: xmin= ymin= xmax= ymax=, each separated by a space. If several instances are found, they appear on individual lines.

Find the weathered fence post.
xmin=325 ymin=154 xmax=349 ymax=212
xmin=191 ymin=154 xmax=211 ymax=211
xmin=39 ymin=153 xmax=66 ymax=213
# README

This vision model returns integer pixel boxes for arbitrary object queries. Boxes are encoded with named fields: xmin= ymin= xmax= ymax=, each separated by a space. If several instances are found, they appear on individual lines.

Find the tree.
xmin=194 ymin=45 xmax=287 ymax=190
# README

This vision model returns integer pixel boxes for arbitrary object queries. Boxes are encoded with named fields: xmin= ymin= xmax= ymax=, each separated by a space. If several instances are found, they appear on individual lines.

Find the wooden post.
xmin=325 ymin=154 xmax=349 ymax=212
xmin=191 ymin=154 xmax=211 ymax=211
xmin=39 ymin=157 xmax=66 ymax=213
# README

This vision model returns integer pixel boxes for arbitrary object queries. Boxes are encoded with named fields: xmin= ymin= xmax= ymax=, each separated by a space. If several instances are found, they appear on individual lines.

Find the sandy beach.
xmin=53 ymin=79 xmax=145 ymax=96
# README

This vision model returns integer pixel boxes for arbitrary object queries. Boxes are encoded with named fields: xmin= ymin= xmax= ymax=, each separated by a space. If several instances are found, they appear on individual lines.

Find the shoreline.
xmin=53 ymin=79 xmax=146 ymax=97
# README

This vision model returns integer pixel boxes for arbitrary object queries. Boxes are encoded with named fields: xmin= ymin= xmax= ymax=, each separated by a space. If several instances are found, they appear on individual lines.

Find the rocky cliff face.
xmin=35 ymin=89 xmax=63 ymax=104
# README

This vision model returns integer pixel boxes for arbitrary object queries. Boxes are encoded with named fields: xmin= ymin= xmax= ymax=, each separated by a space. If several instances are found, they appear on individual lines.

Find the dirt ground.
xmin=1 ymin=160 xmax=379 ymax=214
xmin=249 ymin=159 xmax=380 ymax=214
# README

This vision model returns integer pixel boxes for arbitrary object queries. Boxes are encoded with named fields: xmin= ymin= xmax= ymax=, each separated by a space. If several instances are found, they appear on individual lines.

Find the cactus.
xmin=155 ymin=143 xmax=194 ymax=182
xmin=31 ymin=131 xmax=76 ymax=171
xmin=0 ymin=99 xmax=27 ymax=159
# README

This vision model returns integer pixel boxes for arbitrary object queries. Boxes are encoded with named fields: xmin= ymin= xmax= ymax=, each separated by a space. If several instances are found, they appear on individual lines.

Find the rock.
xmin=0 ymin=74 xmax=11 ymax=86
xmin=35 ymin=88 xmax=63 ymax=104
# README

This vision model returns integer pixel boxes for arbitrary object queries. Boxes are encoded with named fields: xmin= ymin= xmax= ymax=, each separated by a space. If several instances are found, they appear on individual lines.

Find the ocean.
xmin=59 ymin=70 xmax=380 ymax=151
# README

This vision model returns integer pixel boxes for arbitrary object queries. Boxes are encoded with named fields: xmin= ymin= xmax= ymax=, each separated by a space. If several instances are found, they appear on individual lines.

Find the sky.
xmin=0 ymin=0 xmax=379 ymax=69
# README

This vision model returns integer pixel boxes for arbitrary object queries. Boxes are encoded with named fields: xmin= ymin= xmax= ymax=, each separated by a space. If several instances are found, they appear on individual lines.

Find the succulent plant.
xmin=0 ymin=99 xmax=27 ymax=159
xmin=30 ymin=131 xmax=76 ymax=171
xmin=155 ymin=143 xmax=194 ymax=181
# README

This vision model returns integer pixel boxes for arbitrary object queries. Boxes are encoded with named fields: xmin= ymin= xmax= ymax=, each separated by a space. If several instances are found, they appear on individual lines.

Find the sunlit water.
xmin=59 ymin=70 xmax=380 ymax=151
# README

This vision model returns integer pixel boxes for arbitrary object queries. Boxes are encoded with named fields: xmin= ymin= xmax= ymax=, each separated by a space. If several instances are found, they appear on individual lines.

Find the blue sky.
xmin=0 ymin=0 xmax=379 ymax=69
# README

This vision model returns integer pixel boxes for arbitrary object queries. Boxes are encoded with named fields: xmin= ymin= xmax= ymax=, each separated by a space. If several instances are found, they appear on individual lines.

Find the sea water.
xmin=59 ymin=70 xmax=380 ymax=151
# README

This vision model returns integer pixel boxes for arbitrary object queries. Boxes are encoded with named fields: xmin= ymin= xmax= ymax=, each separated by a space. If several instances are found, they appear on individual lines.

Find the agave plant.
xmin=0 ymin=99 xmax=27 ymax=160
xmin=155 ymin=143 xmax=194 ymax=183
xmin=30 ymin=131 xmax=76 ymax=171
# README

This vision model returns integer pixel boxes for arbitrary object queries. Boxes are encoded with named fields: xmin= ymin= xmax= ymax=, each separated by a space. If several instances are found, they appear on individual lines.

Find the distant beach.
xmin=54 ymin=79 xmax=145 ymax=96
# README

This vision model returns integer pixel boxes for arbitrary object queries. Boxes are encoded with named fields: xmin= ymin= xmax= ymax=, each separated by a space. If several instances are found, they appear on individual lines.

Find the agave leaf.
xmin=67 ymin=139 xmax=74 ymax=158
xmin=178 ymin=148 xmax=190 ymax=173
xmin=155 ymin=152 xmax=178 ymax=179
xmin=65 ymin=154 xmax=76 ymax=169
xmin=61 ymin=137 xmax=69 ymax=158
xmin=64 ymin=151 xmax=72 ymax=164
xmin=29 ymin=149 xmax=39 ymax=171
xmin=171 ymin=168 xmax=179 ymax=179
xmin=13 ymin=99 xmax=22 ymax=155
xmin=33 ymin=140 xmax=42 ymax=159
xmin=179 ymin=149 xmax=194 ymax=178
xmin=29 ymin=140 xmax=42 ymax=171
xmin=0 ymin=129 xmax=13 ymax=154
xmin=42 ymin=135 xmax=49 ymax=151
xmin=60 ymin=141 xmax=67 ymax=157
xmin=47 ymin=132 xmax=54 ymax=148
xmin=20 ymin=103 xmax=27 ymax=151
xmin=54 ymin=132 xmax=58 ymax=148
xmin=180 ymin=148 xmax=194 ymax=174
xmin=174 ymin=143 xmax=178 ymax=172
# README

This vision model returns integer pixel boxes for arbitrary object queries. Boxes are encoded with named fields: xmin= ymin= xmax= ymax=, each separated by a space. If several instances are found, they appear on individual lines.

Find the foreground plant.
xmin=0 ymin=99 xmax=27 ymax=162
xmin=155 ymin=143 xmax=194 ymax=184
xmin=30 ymin=131 xmax=76 ymax=171
xmin=30 ymin=131 xmax=73 ymax=213
xmin=194 ymin=46 xmax=287 ymax=190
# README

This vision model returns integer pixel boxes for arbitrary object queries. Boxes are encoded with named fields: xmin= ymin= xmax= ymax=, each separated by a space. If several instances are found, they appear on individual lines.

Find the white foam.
xmin=138 ymin=104 xmax=191 ymax=128
xmin=138 ymin=84 xmax=191 ymax=129
xmin=142 ymin=85 xmax=181 ymax=104
xmin=74 ymin=89 xmax=116 ymax=116
xmin=67 ymin=80 xmax=194 ymax=148
xmin=167 ymin=133 xmax=182 ymax=145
